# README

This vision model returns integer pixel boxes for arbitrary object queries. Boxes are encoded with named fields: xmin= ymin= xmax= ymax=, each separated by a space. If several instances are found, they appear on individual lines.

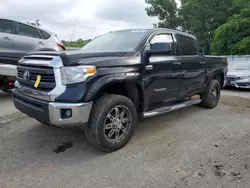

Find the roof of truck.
xmin=109 ymin=28 xmax=197 ymax=40
xmin=151 ymin=28 xmax=197 ymax=39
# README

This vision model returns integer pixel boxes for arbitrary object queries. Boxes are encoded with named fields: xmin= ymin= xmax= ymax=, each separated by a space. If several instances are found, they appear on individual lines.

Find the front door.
xmin=143 ymin=32 xmax=181 ymax=109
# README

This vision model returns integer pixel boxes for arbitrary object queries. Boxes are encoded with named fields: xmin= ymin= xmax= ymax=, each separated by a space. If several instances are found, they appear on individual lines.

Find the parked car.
xmin=0 ymin=18 xmax=65 ymax=92
xmin=13 ymin=28 xmax=227 ymax=152
xmin=226 ymin=63 xmax=250 ymax=88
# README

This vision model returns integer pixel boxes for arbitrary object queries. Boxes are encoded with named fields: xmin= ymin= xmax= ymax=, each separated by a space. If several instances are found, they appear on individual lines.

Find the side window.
xmin=177 ymin=34 xmax=198 ymax=55
xmin=0 ymin=19 xmax=14 ymax=34
xmin=40 ymin=30 xmax=51 ymax=39
xmin=17 ymin=23 xmax=41 ymax=39
xmin=150 ymin=33 xmax=174 ymax=55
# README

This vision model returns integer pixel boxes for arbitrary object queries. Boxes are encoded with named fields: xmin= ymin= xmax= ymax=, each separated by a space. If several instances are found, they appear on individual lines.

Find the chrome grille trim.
xmin=14 ymin=56 xmax=66 ymax=101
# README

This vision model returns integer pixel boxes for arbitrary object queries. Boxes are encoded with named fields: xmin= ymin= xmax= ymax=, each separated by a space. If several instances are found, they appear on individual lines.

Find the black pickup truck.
xmin=13 ymin=28 xmax=227 ymax=151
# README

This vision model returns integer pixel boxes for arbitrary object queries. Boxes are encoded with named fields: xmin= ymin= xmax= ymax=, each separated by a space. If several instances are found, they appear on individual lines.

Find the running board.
xmin=143 ymin=99 xmax=201 ymax=118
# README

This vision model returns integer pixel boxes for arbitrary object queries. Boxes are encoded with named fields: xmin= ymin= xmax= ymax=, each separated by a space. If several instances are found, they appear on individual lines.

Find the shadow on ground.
xmin=0 ymin=91 xmax=12 ymax=101
xmin=223 ymin=86 xmax=250 ymax=92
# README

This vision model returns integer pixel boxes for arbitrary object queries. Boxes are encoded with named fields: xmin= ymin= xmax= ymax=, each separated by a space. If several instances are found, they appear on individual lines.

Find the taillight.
xmin=223 ymin=58 xmax=228 ymax=72
xmin=8 ymin=82 xmax=13 ymax=87
xmin=57 ymin=43 xmax=66 ymax=50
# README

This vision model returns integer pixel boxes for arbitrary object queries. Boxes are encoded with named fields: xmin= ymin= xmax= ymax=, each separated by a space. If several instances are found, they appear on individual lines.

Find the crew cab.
xmin=13 ymin=28 xmax=227 ymax=151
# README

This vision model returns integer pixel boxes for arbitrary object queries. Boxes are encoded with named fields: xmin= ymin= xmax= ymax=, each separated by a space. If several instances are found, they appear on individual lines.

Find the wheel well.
xmin=95 ymin=82 xmax=143 ymax=111
xmin=212 ymin=73 xmax=224 ymax=88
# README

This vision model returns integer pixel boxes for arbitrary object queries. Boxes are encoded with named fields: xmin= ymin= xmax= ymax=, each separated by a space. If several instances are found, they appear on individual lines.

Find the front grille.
xmin=226 ymin=77 xmax=240 ymax=81
xmin=17 ymin=65 xmax=56 ymax=92
xmin=237 ymin=83 xmax=250 ymax=87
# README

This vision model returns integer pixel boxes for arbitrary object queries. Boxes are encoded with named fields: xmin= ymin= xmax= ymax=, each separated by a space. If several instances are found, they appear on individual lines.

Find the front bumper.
xmin=13 ymin=90 xmax=92 ymax=128
xmin=226 ymin=78 xmax=250 ymax=88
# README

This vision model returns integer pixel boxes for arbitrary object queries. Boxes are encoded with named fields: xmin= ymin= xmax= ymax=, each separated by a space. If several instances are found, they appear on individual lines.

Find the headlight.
xmin=61 ymin=65 xmax=96 ymax=85
xmin=239 ymin=75 xmax=250 ymax=79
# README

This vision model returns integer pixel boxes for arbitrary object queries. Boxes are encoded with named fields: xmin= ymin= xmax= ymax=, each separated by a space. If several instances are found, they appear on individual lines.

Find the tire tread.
xmin=200 ymin=79 xmax=221 ymax=109
xmin=86 ymin=94 xmax=137 ymax=152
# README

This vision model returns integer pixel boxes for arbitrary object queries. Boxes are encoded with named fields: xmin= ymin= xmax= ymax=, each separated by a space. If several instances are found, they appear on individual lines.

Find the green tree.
xmin=145 ymin=0 xmax=181 ymax=29
xmin=145 ymin=0 xmax=233 ymax=54
xmin=62 ymin=39 xmax=90 ymax=48
xmin=232 ymin=0 xmax=250 ymax=13
xmin=180 ymin=0 xmax=233 ymax=54
xmin=27 ymin=19 xmax=42 ymax=27
xmin=211 ymin=6 xmax=250 ymax=55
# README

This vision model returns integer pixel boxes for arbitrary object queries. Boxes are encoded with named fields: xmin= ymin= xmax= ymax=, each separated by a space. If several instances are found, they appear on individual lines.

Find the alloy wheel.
xmin=103 ymin=105 xmax=132 ymax=144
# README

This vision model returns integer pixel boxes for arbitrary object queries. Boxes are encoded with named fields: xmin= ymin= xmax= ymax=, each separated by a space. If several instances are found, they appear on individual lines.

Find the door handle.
xmin=173 ymin=61 xmax=181 ymax=67
xmin=38 ymin=42 xmax=45 ymax=45
xmin=145 ymin=65 xmax=153 ymax=70
xmin=200 ymin=61 xmax=206 ymax=66
xmin=3 ymin=37 xmax=12 ymax=41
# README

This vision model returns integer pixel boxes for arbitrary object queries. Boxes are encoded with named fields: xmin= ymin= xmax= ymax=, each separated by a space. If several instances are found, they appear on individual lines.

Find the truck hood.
xmin=27 ymin=51 xmax=141 ymax=67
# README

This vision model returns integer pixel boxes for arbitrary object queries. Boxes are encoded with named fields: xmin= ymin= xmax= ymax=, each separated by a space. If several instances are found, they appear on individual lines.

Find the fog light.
xmin=61 ymin=109 xmax=72 ymax=119
xmin=65 ymin=110 xmax=72 ymax=118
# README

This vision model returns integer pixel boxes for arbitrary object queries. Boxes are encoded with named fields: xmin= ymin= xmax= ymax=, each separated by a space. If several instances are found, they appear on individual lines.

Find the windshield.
xmin=229 ymin=63 xmax=250 ymax=71
xmin=81 ymin=29 xmax=149 ymax=52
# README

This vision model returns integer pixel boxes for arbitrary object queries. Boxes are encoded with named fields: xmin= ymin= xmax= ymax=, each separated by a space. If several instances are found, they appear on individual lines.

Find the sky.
xmin=0 ymin=0 xmax=180 ymax=41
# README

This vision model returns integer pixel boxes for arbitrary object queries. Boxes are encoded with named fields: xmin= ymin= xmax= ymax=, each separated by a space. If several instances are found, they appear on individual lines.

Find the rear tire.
xmin=85 ymin=94 xmax=137 ymax=152
xmin=200 ymin=79 xmax=221 ymax=109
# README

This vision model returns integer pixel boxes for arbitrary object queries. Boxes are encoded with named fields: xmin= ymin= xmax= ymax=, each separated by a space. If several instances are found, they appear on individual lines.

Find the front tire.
xmin=200 ymin=79 xmax=221 ymax=108
xmin=85 ymin=94 xmax=137 ymax=152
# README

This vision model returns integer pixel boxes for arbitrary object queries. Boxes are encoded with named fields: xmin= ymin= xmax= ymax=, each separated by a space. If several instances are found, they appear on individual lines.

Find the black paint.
xmin=15 ymin=28 xmax=227 ymax=124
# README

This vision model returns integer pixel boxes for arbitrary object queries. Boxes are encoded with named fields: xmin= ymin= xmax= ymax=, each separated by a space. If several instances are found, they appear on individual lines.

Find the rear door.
xmin=176 ymin=34 xmax=206 ymax=98
xmin=144 ymin=31 xmax=181 ymax=108
xmin=12 ymin=23 xmax=44 ymax=62
xmin=0 ymin=19 xmax=15 ymax=64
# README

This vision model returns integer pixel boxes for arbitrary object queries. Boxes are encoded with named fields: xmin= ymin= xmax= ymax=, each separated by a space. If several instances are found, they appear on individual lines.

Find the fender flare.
xmin=84 ymin=73 xmax=142 ymax=102
xmin=207 ymin=68 xmax=225 ymax=87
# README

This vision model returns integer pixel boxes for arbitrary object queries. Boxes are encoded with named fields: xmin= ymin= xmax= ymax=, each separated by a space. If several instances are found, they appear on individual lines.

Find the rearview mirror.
xmin=146 ymin=42 xmax=172 ymax=54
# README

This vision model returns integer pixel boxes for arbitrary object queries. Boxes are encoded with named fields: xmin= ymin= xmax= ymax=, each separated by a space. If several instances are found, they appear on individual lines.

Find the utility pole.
xmin=70 ymin=19 xmax=78 ymax=42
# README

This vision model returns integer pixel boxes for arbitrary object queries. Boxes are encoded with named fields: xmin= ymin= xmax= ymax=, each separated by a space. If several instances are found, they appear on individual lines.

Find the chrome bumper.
xmin=13 ymin=88 xmax=92 ymax=128
xmin=49 ymin=102 xmax=92 ymax=127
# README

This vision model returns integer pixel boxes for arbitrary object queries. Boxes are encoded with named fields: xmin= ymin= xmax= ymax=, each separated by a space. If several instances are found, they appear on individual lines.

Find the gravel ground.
xmin=1 ymin=93 xmax=250 ymax=188
xmin=222 ymin=87 xmax=250 ymax=99
xmin=0 ymin=91 xmax=18 ymax=118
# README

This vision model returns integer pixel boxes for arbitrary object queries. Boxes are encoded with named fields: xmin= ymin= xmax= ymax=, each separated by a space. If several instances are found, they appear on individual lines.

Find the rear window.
xmin=40 ymin=30 xmax=51 ymax=39
xmin=177 ymin=34 xmax=198 ymax=55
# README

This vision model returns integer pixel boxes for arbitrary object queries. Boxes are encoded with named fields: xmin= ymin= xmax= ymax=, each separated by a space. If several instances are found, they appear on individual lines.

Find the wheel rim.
xmin=210 ymin=84 xmax=219 ymax=104
xmin=103 ymin=105 xmax=132 ymax=144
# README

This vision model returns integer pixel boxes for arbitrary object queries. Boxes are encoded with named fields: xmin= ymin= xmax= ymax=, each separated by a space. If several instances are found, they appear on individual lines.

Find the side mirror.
xmin=146 ymin=42 xmax=172 ymax=54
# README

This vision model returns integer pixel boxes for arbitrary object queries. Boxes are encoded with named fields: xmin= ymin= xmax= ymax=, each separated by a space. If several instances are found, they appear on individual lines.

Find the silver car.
xmin=0 ymin=18 xmax=65 ymax=65
xmin=226 ymin=63 xmax=250 ymax=88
